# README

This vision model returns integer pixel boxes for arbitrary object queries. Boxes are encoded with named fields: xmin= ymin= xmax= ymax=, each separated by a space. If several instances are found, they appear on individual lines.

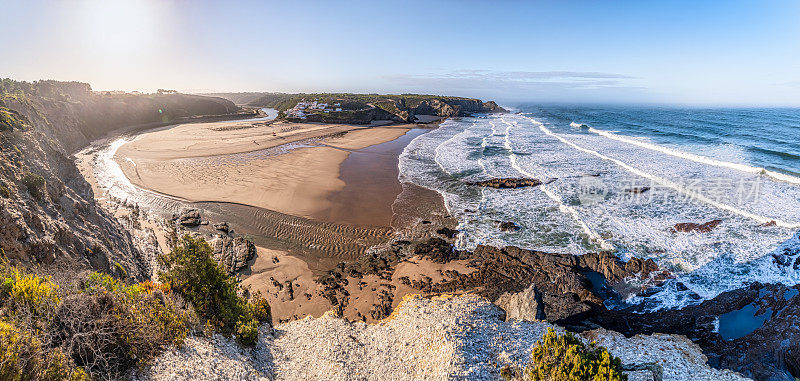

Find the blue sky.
xmin=2 ymin=0 xmax=800 ymax=105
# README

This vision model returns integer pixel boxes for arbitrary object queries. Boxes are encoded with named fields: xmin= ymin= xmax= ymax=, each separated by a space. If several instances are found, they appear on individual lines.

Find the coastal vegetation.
xmin=21 ymin=172 xmax=45 ymax=201
xmin=501 ymin=328 xmax=626 ymax=381
xmin=205 ymin=91 xmax=504 ymax=124
xmin=0 ymin=234 xmax=271 ymax=380
xmin=526 ymin=328 xmax=625 ymax=381
xmin=0 ymin=107 xmax=29 ymax=132
xmin=238 ymin=92 xmax=485 ymax=111
xmin=158 ymin=234 xmax=271 ymax=345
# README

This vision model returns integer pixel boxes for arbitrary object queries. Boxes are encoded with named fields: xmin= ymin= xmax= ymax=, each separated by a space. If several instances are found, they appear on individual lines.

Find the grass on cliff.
xmin=0 ymin=235 xmax=272 ymax=379
xmin=501 ymin=328 xmax=627 ymax=381
xmin=0 ymin=107 xmax=30 ymax=132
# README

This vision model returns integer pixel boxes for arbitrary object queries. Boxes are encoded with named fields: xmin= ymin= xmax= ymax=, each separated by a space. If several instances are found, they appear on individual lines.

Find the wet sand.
xmin=313 ymin=128 xmax=430 ymax=227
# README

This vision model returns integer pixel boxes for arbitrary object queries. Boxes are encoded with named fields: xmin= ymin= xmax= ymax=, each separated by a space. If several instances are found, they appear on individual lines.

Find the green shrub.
xmin=21 ymin=172 xmax=45 ymax=201
xmin=0 ymin=185 xmax=10 ymax=198
xmin=235 ymin=318 xmax=259 ymax=346
xmin=525 ymin=328 xmax=626 ymax=381
xmin=159 ymin=235 xmax=271 ymax=345
xmin=0 ymin=253 xmax=191 ymax=379
xmin=159 ymin=234 xmax=244 ymax=331
xmin=7 ymin=271 xmax=60 ymax=315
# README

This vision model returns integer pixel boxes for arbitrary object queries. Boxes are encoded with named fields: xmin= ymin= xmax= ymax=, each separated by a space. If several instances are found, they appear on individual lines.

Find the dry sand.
xmin=114 ymin=119 xmax=412 ymax=225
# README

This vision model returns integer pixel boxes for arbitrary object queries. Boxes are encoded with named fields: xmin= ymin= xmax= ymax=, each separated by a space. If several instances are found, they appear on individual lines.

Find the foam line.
xmin=433 ymin=121 xmax=473 ymax=177
xmin=586 ymin=126 xmax=800 ymax=185
xmin=524 ymin=116 xmax=800 ymax=229
xmin=500 ymin=117 xmax=615 ymax=250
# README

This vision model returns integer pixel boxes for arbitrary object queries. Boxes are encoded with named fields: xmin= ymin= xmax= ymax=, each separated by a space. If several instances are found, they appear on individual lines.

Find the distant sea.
xmin=399 ymin=105 xmax=800 ymax=310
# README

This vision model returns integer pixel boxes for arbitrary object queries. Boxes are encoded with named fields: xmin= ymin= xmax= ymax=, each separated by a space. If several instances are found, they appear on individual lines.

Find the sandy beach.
xmin=115 ymin=119 xmax=415 ymax=226
xmin=102 ymin=116 xmax=463 ymax=324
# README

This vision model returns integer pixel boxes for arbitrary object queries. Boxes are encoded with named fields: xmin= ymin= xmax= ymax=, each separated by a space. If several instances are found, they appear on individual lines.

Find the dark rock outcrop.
xmin=430 ymin=244 xmax=669 ymax=322
xmin=413 ymin=238 xmax=461 ymax=263
xmin=671 ymin=219 xmax=723 ymax=233
xmin=435 ymin=227 xmax=459 ymax=239
xmin=175 ymin=209 xmax=202 ymax=227
xmin=588 ymin=282 xmax=800 ymax=380
xmin=210 ymin=235 xmax=256 ymax=274
xmin=468 ymin=178 xmax=542 ymax=189
xmin=497 ymin=221 xmax=520 ymax=232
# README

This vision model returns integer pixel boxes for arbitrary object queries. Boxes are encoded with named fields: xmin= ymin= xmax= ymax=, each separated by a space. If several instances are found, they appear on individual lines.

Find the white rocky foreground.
xmin=134 ymin=295 xmax=748 ymax=381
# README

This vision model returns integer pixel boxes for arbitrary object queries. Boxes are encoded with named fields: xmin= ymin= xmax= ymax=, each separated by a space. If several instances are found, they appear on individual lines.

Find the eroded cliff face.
xmin=389 ymin=97 xmax=507 ymax=122
xmin=0 ymin=80 xmax=242 ymax=278
xmin=0 ymin=113 xmax=144 ymax=277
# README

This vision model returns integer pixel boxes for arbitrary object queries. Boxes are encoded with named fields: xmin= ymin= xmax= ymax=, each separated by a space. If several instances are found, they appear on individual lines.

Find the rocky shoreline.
xmin=102 ymin=145 xmax=799 ymax=380
xmin=135 ymin=295 xmax=746 ymax=381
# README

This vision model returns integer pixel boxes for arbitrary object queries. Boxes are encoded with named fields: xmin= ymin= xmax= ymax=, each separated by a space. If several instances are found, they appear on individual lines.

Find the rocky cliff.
xmin=209 ymin=92 xmax=506 ymax=124
xmin=0 ymin=79 xmax=243 ymax=278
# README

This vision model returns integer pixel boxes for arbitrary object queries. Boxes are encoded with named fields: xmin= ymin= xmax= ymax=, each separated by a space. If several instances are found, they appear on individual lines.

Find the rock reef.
xmin=467 ymin=178 xmax=543 ymax=189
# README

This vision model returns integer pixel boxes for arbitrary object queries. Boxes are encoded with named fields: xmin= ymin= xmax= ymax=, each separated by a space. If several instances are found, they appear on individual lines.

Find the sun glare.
xmin=79 ymin=0 xmax=160 ymax=56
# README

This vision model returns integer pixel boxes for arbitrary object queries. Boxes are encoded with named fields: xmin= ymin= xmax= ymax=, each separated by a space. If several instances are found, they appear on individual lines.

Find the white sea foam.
xmin=397 ymin=112 xmax=800 ymax=310
xmin=501 ymin=117 xmax=613 ymax=250
xmin=587 ymin=126 xmax=800 ymax=185
xmin=526 ymin=116 xmax=800 ymax=229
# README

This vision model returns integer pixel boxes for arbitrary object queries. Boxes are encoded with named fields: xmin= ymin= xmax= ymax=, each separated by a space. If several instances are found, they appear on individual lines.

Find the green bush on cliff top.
xmin=0 ymin=234 xmax=272 ymax=379
xmin=159 ymin=234 xmax=271 ymax=343
xmin=0 ymin=255 xmax=192 ymax=379
xmin=523 ymin=328 xmax=626 ymax=381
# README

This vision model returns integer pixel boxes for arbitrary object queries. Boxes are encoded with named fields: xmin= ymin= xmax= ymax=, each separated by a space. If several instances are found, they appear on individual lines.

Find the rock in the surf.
xmin=467 ymin=178 xmax=542 ymax=189
xmin=626 ymin=186 xmax=651 ymax=194
xmin=588 ymin=282 xmax=800 ymax=380
xmin=497 ymin=221 xmax=521 ymax=232
xmin=670 ymin=219 xmax=722 ymax=233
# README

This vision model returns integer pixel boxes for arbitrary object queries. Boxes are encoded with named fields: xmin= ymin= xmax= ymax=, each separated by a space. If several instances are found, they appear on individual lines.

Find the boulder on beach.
xmin=496 ymin=283 xmax=545 ymax=321
xmin=210 ymin=235 xmax=256 ymax=274
xmin=176 ymin=209 xmax=202 ymax=227
xmin=214 ymin=222 xmax=231 ymax=234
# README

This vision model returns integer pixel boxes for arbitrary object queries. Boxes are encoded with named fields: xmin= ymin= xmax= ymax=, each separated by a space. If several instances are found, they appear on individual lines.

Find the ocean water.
xmin=398 ymin=105 xmax=800 ymax=310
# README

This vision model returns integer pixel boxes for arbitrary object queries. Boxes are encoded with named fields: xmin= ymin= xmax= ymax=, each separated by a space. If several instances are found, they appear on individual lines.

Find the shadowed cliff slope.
xmin=0 ymin=79 xmax=242 ymax=277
